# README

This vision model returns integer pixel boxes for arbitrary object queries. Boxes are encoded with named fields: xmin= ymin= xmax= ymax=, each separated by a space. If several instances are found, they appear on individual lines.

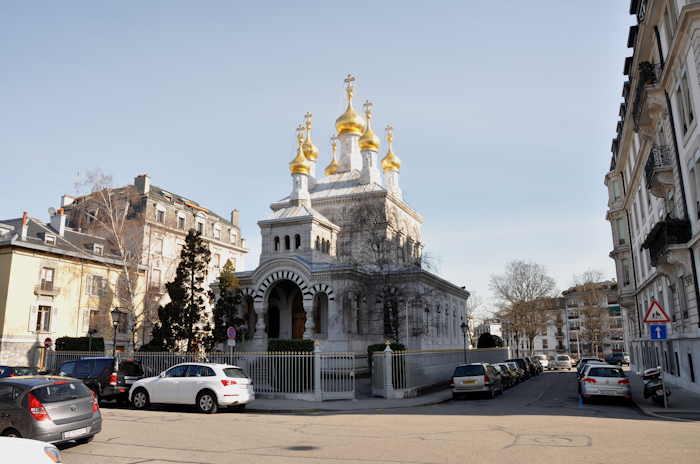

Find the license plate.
xmin=63 ymin=426 xmax=90 ymax=439
xmin=463 ymin=380 xmax=476 ymax=384
xmin=124 ymin=379 xmax=134 ymax=384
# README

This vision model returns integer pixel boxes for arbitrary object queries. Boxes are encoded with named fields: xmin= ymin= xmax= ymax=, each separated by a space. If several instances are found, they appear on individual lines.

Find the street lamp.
xmin=460 ymin=321 xmax=468 ymax=363
xmin=110 ymin=308 xmax=121 ymax=357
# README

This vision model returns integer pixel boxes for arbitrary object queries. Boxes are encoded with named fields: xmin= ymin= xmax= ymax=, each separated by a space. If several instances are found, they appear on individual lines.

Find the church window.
xmin=274 ymin=236 xmax=280 ymax=251
xmin=284 ymin=235 xmax=290 ymax=250
xmin=295 ymin=234 xmax=301 ymax=249
xmin=315 ymin=236 xmax=320 ymax=250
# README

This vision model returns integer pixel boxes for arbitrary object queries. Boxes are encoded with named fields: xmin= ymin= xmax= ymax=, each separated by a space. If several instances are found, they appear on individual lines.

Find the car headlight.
xmin=44 ymin=446 xmax=62 ymax=463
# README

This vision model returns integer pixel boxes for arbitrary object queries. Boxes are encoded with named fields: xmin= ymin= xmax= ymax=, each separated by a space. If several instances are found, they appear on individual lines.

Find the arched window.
xmin=274 ymin=236 xmax=280 ymax=251
xmin=294 ymin=234 xmax=301 ymax=249
xmin=313 ymin=293 xmax=329 ymax=336
xmin=322 ymin=239 xmax=328 ymax=253
xmin=315 ymin=236 xmax=320 ymax=250
xmin=284 ymin=235 xmax=290 ymax=250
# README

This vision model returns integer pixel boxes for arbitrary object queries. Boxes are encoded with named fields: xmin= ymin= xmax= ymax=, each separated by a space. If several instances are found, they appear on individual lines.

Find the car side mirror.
xmin=159 ymin=372 xmax=166 ymax=378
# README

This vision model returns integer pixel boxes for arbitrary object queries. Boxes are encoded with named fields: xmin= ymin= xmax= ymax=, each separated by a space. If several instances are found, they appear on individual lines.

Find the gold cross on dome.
xmin=363 ymin=100 xmax=373 ymax=118
xmin=304 ymin=112 xmax=313 ymax=129
xmin=296 ymin=124 xmax=305 ymax=143
xmin=330 ymin=135 xmax=338 ymax=152
xmin=385 ymin=124 xmax=394 ymax=144
xmin=344 ymin=73 xmax=356 ymax=98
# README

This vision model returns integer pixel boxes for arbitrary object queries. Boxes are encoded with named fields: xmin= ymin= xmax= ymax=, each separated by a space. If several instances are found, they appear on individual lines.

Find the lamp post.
xmin=110 ymin=308 xmax=121 ymax=357
xmin=460 ymin=322 xmax=468 ymax=363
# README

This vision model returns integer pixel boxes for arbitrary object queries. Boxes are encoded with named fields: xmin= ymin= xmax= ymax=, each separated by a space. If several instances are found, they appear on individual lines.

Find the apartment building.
xmin=605 ymin=0 xmax=700 ymax=393
xmin=0 ymin=211 xmax=146 ymax=365
xmin=62 ymin=174 xmax=248 ymax=343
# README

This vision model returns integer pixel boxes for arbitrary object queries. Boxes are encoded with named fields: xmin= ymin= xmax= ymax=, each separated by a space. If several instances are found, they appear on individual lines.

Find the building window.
xmin=315 ymin=236 xmax=320 ymax=250
xmin=294 ymin=234 xmax=301 ymax=249
xmin=689 ymin=353 xmax=696 ymax=383
xmin=44 ymin=234 xmax=56 ymax=246
xmin=177 ymin=215 xmax=185 ymax=230
xmin=542 ymin=339 xmax=548 ymax=349
xmin=274 ymin=236 xmax=280 ymax=251
xmin=89 ymin=275 xmax=105 ymax=296
xmin=36 ymin=305 xmax=51 ymax=332
xmin=156 ymin=209 xmax=165 ymax=224
xmin=213 ymin=253 xmax=221 ymax=268
xmin=677 ymin=73 xmax=695 ymax=135
xmin=284 ymin=235 xmax=290 ymax=250
xmin=93 ymin=243 xmax=104 ymax=256
xmin=213 ymin=226 xmax=221 ymax=240
xmin=40 ymin=267 xmax=54 ymax=291
xmin=196 ymin=221 xmax=204 ymax=234
xmin=622 ymin=259 xmax=631 ymax=286
xmin=150 ymin=269 xmax=161 ymax=291
xmin=153 ymin=237 xmax=163 ymax=255
xmin=117 ymin=312 xmax=128 ymax=334
xmin=230 ymin=230 xmax=237 ymax=244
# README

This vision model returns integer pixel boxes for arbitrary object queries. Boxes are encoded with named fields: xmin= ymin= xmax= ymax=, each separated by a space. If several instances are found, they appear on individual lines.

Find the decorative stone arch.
xmin=254 ymin=269 xmax=313 ymax=303
xmin=310 ymin=283 xmax=335 ymax=302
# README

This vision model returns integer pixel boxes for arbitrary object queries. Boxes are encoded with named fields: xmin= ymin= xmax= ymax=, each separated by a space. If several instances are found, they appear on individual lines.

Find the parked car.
xmin=494 ymin=363 xmax=516 ymax=389
xmin=523 ymin=357 xmax=540 ymax=376
xmin=576 ymin=357 xmax=606 ymax=378
xmin=0 ymin=376 xmax=101 ymax=444
xmin=129 ymin=363 xmax=254 ymax=414
xmin=533 ymin=355 xmax=549 ymax=370
xmin=579 ymin=364 xmax=631 ymax=403
xmin=505 ymin=361 xmax=526 ymax=382
xmin=0 ymin=437 xmax=63 ymax=463
xmin=550 ymin=354 xmax=573 ymax=370
xmin=450 ymin=363 xmax=503 ymax=399
xmin=0 ymin=366 xmax=38 ymax=378
xmin=605 ymin=352 xmax=631 ymax=366
xmin=56 ymin=356 xmax=145 ymax=404
xmin=505 ymin=358 xmax=531 ymax=379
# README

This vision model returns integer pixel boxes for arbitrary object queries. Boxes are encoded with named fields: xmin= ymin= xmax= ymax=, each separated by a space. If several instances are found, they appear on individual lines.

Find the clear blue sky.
xmin=0 ymin=1 xmax=634 ymax=310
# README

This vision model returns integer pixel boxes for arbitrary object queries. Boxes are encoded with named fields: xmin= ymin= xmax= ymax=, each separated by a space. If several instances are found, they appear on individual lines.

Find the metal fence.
xmin=45 ymin=350 xmax=355 ymax=401
xmin=372 ymin=347 xmax=511 ymax=398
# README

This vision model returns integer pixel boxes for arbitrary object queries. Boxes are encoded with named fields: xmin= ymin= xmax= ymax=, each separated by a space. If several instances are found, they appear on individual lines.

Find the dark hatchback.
xmin=505 ymin=358 xmax=536 ymax=378
xmin=57 ymin=357 xmax=145 ymax=404
xmin=0 ymin=366 xmax=38 ymax=378
xmin=0 ymin=376 xmax=101 ymax=443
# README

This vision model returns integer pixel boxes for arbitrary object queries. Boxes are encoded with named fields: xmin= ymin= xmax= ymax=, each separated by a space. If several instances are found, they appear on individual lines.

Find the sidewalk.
xmin=247 ymin=388 xmax=452 ymax=413
xmin=628 ymin=370 xmax=700 ymax=421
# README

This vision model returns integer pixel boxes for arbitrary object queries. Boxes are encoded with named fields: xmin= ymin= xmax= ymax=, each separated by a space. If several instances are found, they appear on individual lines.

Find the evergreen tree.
xmin=212 ymin=259 xmax=242 ymax=346
xmin=154 ymin=229 xmax=214 ymax=352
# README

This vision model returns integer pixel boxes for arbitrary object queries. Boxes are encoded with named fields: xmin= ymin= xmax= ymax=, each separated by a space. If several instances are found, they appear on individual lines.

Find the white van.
xmin=550 ymin=354 xmax=573 ymax=370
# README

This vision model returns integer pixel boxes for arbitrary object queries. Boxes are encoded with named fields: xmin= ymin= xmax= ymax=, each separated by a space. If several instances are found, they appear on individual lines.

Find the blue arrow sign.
xmin=650 ymin=324 xmax=667 ymax=340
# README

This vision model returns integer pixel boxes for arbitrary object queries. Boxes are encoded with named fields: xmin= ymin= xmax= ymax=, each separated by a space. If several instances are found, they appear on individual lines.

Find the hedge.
xmin=55 ymin=336 xmax=105 ymax=352
xmin=267 ymin=339 xmax=315 ymax=353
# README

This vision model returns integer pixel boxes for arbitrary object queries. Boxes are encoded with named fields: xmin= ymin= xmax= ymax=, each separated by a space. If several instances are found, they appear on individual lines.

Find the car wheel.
xmin=197 ymin=391 xmax=218 ymax=414
xmin=75 ymin=435 xmax=94 ymax=445
xmin=1 ymin=428 xmax=21 ymax=438
xmin=131 ymin=388 xmax=150 ymax=410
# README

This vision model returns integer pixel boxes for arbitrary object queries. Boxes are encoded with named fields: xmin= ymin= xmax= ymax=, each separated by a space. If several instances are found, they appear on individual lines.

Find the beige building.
xmin=62 ymin=174 xmax=249 ymax=344
xmin=0 ymin=211 xmax=147 ymax=365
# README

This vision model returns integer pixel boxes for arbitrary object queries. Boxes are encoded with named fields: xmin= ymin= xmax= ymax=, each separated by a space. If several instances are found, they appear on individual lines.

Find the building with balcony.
xmin=61 ymin=174 xmax=249 ymax=345
xmin=0 ymin=212 xmax=147 ymax=365
xmin=605 ymin=0 xmax=700 ymax=393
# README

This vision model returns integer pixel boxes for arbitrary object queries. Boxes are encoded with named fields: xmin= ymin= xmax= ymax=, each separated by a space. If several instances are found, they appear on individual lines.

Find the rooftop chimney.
xmin=20 ymin=211 xmax=29 ymax=240
xmin=231 ymin=209 xmax=239 ymax=226
xmin=50 ymin=208 xmax=66 ymax=236
xmin=60 ymin=195 xmax=75 ymax=208
xmin=134 ymin=174 xmax=151 ymax=195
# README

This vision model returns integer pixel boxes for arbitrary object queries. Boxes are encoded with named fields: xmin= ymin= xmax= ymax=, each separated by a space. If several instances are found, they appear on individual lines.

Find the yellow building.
xmin=0 ymin=211 xmax=146 ymax=365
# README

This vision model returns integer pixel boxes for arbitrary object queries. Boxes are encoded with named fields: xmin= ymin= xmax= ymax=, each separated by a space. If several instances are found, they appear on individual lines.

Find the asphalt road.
xmin=59 ymin=371 xmax=700 ymax=464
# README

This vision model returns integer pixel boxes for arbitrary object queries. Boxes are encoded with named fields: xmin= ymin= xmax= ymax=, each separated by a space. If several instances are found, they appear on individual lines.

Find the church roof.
xmin=259 ymin=204 xmax=338 ymax=230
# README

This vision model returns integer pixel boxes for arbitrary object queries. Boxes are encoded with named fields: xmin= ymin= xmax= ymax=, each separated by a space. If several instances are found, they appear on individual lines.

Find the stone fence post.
xmin=383 ymin=344 xmax=394 ymax=399
xmin=314 ymin=342 xmax=322 ymax=401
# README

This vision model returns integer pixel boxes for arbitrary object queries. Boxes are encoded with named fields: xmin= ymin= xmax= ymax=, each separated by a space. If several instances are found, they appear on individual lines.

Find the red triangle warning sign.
xmin=643 ymin=300 xmax=671 ymax=323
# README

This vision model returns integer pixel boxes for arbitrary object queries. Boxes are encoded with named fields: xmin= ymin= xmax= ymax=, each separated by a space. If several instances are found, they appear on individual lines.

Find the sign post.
xmin=643 ymin=301 xmax=671 ymax=408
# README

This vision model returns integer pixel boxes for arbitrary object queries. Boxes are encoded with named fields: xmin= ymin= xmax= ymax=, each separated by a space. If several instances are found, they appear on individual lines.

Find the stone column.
xmin=252 ymin=299 xmax=267 ymax=351
xmin=303 ymin=299 xmax=315 ymax=339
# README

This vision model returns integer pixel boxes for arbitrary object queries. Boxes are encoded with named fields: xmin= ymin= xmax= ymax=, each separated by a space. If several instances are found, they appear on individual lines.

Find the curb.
xmin=630 ymin=398 xmax=699 ymax=422
xmin=246 ymin=394 xmax=452 ymax=414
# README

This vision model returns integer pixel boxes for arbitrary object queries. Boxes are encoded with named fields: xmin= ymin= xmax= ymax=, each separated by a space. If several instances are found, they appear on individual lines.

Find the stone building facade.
xmin=605 ymin=0 xmax=700 ymax=393
xmin=235 ymin=76 xmax=470 ymax=353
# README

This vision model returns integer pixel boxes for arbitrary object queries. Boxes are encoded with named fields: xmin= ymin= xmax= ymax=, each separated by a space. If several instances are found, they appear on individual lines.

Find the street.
xmin=60 ymin=371 xmax=700 ymax=464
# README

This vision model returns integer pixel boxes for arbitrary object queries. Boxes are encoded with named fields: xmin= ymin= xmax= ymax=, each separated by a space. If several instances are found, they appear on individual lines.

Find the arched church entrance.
xmin=267 ymin=279 xmax=306 ymax=340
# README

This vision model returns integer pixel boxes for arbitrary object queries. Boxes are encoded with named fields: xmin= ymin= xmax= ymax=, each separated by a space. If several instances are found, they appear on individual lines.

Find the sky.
xmin=0 ymin=1 xmax=635 ymax=314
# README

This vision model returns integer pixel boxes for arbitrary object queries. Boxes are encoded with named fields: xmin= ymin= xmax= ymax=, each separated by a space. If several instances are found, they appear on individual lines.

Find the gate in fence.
xmin=45 ymin=349 xmax=355 ymax=402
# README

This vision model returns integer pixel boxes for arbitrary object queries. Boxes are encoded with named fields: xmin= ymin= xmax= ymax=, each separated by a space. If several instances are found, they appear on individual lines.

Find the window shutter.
xmin=50 ymin=307 xmax=58 ymax=333
xmin=86 ymin=275 xmax=93 ymax=295
xmin=28 ymin=305 xmax=38 ymax=332
xmin=100 ymin=277 xmax=108 ymax=296
xmin=80 ymin=308 xmax=91 ymax=333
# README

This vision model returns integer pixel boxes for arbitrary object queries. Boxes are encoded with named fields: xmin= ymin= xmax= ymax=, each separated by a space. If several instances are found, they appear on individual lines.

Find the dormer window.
xmin=213 ymin=225 xmax=221 ymax=240
xmin=93 ymin=243 xmax=104 ymax=255
xmin=44 ymin=234 xmax=56 ymax=246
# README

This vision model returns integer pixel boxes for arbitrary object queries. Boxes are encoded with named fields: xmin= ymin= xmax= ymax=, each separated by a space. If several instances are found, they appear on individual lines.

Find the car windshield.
xmin=118 ymin=360 xmax=144 ymax=376
xmin=223 ymin=368 xmax=248 ymax=378
xmin=454 ymin=365 xmax=484 ymax=377
xmin=587 ymin=367 xmax=626 ymax=378
xmin=12 ymin=367 xmax=35 ymax=376
xmin=32 ymin=381 xmax=92 ymax=403
xmin=556 ymin=356 xmax=569 ymax=361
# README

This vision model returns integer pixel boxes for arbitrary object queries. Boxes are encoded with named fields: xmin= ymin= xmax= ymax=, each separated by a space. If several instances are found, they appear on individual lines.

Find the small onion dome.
xmin=325 ymin=136 xmax=339 ymax=176
xmin=359 ymin=100 xmax=380 ymax=151
xmin=381 ymin=124 xmax=401 ymax=172
xmin=335 ymin=74 xmax=366 ymax=135
xmin=302 ymin=112 xmax=319 ymax=161
xmin=290 ymin=128 xmax=311 ymax=175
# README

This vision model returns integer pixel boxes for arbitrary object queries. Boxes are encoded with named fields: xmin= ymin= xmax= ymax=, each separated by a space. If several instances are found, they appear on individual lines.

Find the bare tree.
xmin=490 ymin=260 xmax=557 ymax=356
xmin=572 ymin=270 xmax=610 ymax=357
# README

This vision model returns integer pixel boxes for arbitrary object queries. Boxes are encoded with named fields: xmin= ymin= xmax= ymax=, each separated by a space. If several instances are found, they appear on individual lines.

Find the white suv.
xmin=129 ymin=363 xmax=254 ymax=413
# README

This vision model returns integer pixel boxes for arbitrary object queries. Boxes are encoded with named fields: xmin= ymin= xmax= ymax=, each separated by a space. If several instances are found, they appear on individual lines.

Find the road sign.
xmin=227 ymin=339 xmax=237 ymax=347
xmin=643 ymin=300 xmax=671 ymax=323
xmin=43 ymin=337 xmax=52 ymax=349
xmin=649 ymin=324 xmax=668 ymax=340
xmin=227 ymin=327 xmax=237 ymax=339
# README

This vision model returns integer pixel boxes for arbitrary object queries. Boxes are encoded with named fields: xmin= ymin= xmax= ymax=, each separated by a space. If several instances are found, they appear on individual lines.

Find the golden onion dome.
xmin=381 ymin=125 xmax=401 ymax=172
xmin=359 ymin=100 xmax=380 ymax=151
xmin=290 ymin=126 xmax=311 ymax=175
xmin=335 ymin=74 xmax=366 ymax=136
xmin=325 ymin=136 xmax=339 ymax=176
xmin=302 ymin=112 xmax=319 ymax=161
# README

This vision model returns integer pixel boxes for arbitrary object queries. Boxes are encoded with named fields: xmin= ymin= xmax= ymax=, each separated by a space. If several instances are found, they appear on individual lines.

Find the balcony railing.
xmin=641 ymin=217 xmax=692 ymax=267
xmin=644 ymin=144 xmax=674 ymax=197
xmin=34 ymin=282 xmax=60 ymax=296
xmin=632 ymin=61 xmax=663 ymax=131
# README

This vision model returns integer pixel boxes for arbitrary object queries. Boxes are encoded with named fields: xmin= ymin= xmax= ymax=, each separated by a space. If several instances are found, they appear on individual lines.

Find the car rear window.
xmin=32 ymin=382 xmax=92 ymax=403
xmin=91 ymin=359 xmax=114 ymax=377
xmin=118 ymin=360 xmax=144 ymax=377
xmin=12 ymin=367 xmax=36 ymax=376
xmin=587 ymin=367 xmax=625 ymax=378
xmin=556 ymin=356 xmax=569 ymax=361
xmin=223 ymin=368 xmax=248 ymax=378
xmin=453 ymin=365 xmax=485 ymax=377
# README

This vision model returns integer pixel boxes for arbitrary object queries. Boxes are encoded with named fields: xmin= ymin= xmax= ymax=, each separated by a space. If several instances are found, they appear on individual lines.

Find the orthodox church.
xmin=235 ymin=75 xmax=469 ymax=352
